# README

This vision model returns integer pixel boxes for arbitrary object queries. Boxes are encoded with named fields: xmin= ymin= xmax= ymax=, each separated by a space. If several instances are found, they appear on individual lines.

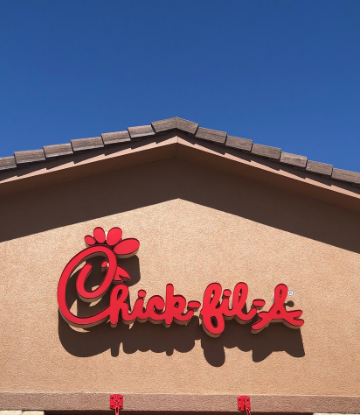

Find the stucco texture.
xmin=0 ymin=157 xmax=359 ymax=396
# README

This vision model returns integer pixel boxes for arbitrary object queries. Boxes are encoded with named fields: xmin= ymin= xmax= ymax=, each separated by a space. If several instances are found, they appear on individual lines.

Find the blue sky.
xmin=1 ymin=0 xmax=360 ymax=171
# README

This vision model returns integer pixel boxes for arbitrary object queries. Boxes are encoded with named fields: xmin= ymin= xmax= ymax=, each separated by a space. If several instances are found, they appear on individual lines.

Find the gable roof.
xmin=0 ymin=116 xmax=359 ymax=222
xmin=0 ymin=117 xmax=358 ymax=187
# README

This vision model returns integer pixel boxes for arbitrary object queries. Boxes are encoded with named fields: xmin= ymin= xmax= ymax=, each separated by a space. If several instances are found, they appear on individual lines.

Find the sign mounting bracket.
xmin=110 ymin=394 xmax=123 ymax=415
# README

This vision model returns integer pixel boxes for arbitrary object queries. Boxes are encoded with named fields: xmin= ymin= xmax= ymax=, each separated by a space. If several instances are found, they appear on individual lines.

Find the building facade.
xmin=0 ymin=117 xmax=359 ymax=415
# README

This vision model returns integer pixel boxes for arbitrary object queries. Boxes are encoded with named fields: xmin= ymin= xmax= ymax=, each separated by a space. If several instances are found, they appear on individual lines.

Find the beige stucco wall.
xmin=0 ymin=157 xmax=359 ymax=396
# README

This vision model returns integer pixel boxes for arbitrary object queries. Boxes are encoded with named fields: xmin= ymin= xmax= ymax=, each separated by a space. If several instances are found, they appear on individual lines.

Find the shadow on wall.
xmin=58 ymin=312 xmax=305 ymax=367
xmin=1 ymin=157 xmax=360 ymax=255
xmin=58 ymin=257 xmax=305 ymax=367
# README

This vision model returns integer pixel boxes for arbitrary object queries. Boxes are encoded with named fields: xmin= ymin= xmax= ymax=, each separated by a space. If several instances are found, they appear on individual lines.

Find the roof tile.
xmin=195 ymin=127 xmax=227 ymax=144
xmin=101 ymin=130 xmax=131 ymax=146
xmin=225 ymin=136 xmax=253 ymax=152
xmin=128 ymin=125 xmax=155 ymax=139
xmin=280 ymin=152 xmax=307 ymax=168
xmin=0 ymin=156 xmax=17 ymax=171
xmin=332 ymin=168 xmax=360 ymax=184
xmin=251 ymin=143 xmax=281 ymax=160
xmin=71 ymin=137 xmax=104 ymax=152
xmin=306 ymin=160 xmax=333 ymax=176
xmin=44 ymin=143 xmax=73 ymax=158
xmin=152 ymin=117 xmax=198 ymax=135
xmin=14 ymin=149 xmax=45 ymax=164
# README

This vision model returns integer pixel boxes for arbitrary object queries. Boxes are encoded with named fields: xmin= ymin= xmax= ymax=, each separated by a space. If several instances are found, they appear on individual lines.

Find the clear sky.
xmin=1 ymin=0 xmax=360 ymax=171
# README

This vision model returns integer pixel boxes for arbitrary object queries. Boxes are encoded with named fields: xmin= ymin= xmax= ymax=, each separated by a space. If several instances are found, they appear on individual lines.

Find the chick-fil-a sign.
xmin=58 ymin=227 xmax=304 ymax=336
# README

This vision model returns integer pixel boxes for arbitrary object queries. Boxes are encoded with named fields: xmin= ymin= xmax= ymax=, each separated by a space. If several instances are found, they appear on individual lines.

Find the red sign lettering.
xmin=58 ymin=227 xmax=304 ymax=336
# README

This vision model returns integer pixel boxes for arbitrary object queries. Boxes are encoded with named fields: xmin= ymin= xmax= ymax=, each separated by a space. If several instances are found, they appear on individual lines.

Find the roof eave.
xmin=0 ymin=130 xmax=360 ymax=215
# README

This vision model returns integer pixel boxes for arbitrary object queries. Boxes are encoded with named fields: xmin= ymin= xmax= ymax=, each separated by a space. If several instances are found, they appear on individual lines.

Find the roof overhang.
xmin=1 ymin=131 xmax=360 ymax=214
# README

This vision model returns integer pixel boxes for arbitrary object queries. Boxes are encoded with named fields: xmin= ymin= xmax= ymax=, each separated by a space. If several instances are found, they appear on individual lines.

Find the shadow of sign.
xmin=58 ymin=257 xmax=305 ymax=367
xmin=59 ymin=314 xmax=305 ymax=366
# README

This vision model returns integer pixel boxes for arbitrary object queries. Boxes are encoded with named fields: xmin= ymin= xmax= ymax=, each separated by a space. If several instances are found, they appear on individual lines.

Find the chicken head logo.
xmin=58 ymin=227 xmax=140 ymax=327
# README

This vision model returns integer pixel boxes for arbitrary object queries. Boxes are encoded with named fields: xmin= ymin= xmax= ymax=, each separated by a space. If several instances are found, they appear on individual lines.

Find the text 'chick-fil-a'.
xmin=57 ymin=227 xmax=304 ymax=337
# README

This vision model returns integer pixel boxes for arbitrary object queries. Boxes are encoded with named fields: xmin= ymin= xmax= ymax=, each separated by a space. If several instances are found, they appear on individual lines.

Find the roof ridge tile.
xmin=0 ymin=156 xmax=17 ymax=171
xmin=101 ymin=130 xmax=131 ymax=146
xmin=306 ymin=160 xmax=333 ymax=176
xmin=225 ymin=135 xmax=253 ymax=152
xmin=195 ymin=127 xmax=227 ymax=144
xmin=251 ymin=143 xmax=281 ymax=160
xmin=14 ymin=149 xmax=45 ymax=164
xmin=44 ymin=143 xmax=73 ymax=158
xmin=152 ymin=117 xmax=199 ymax=135
xmin=332 ymin=167 xmax=360 ymax=184
xmin=127 ymin=125 xmax=155 ymax=139
xmin=280 ymin=152 xmax=307 ymax=169
xmin=71 ymin=136 xmax=104 ymax=152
